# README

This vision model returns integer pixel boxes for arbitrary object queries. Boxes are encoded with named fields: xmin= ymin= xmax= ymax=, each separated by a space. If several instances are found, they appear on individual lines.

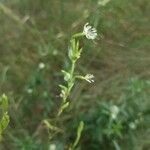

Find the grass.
xmin=0 ymin=0 xmax=150 ymax=149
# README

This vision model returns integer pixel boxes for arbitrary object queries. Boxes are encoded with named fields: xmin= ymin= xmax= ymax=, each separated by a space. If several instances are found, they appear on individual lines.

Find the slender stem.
xmin=58 ymin=60 xmax=76 ymax=115
xmin=70 ymin=61 xmax=75 ymax=78
xmin=58 ymin=36 xmax=81 ymax=116
xmin=72 ymin=32 xmax=85 ymax=38
xmin=68 ymin=60 xmax=75 ymax=93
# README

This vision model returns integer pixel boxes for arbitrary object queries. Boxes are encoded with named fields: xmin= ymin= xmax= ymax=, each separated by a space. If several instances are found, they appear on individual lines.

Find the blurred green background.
xmin=0 ymin=0 xmax=150 ymax=149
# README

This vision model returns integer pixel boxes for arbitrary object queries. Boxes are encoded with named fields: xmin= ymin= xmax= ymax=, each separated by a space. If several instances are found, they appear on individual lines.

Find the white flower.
xmin=84 ymin=74 xmax=94 ymax=83
xmin=110 ymin=105 xmax=119 ymax=120
xmin=83 ymin=23 xmax=97 ymax=40
xmin=49 ymin=144 xmax=56 ymax=150
xmin=27 ymin=88 xmax=33 ymax=94
xmin=38 ymin=62 xmax=45 ymax=69
xmin=129 ymin=122 xmax=136 ymax=130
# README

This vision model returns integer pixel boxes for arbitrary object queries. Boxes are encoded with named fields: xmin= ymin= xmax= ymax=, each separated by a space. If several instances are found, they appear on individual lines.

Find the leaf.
xmin=71 ymin=121 xmax=85 ymax=150
xmin=0 ymin=113 xmax=9 ymax=135
xmin=113 ymin=140 xmax=121 ymax=150
xmin=69 ymin=39 xmax=82 ymax=62
xmin=61 ymin=70 xmax=71 ymax=81
xmin=43 ymin=120 xmax=63 ymax=133
xmin=1 ymin=94 xmax=8 ymax=112
xmin=59 ymin=85 xmax=67 ymax=91
xmin=0 ymin=94 xmax=9 ymax=139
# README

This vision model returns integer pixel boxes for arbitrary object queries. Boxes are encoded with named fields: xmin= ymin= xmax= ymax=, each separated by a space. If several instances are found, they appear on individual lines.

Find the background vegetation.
xmin=0 ymin=0 xmax=150 ymax=149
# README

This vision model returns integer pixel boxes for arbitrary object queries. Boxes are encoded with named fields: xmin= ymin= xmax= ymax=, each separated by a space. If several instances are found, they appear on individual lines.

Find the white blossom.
xmin=27 ymin=88 xmax=33 ymax=94
xmin=84 ymin=74 xmax=94 ymax=83
xmin=38 ymin=62 xmax=45 ymax=69
xmin=49 ymin=144 xmax=56 ymax=150
xmin=129 ymin=122 xmax=136 ymax=130
xmin=83 ymin=23 xmax=97 ymax=40
xmin=110 ymin=105 xmax=119 ymax=120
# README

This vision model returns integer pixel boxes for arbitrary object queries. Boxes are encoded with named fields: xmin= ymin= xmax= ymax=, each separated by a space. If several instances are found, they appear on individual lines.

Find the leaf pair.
xmin=68 ymin=39 xmax=82 ymax=62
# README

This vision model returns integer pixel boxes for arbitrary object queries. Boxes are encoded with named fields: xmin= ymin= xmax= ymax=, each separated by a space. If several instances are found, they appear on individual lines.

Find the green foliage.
xmin=72 ymin=78 xmax=149 ymax=150
xmin=0 ymin=94 xmax=9 ymax=140
xmin=0 ymin=0 xmax=149 ymax=149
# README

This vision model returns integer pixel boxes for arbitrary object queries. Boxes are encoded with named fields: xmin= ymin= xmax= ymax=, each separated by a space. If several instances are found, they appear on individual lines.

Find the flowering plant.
xmin=58 ymin=23 xmax=97 ymax=116
xmin=45 ymin=23 xmax=97 ymax=150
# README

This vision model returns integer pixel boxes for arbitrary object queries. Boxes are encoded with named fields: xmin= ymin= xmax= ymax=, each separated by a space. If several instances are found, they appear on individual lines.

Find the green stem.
xmin=72 ymin=32 xmax=85 ymax=39
xmin=58 ymin=37 xmax=80 ymax=116
xmin=70 ymin=61 xmax=75 ymax=77
xmin=68 ymin=61 xmax=75 ymax=92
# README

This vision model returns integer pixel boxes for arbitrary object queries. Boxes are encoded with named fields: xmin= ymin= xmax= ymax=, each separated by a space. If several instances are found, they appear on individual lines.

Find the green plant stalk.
xmin=72 ymin=32 xmax=85 ymax=38
xmin=57 ymin=22 xmax=97 ymax=115
xmin=69 ymin=121 xmax=84 ymax=150
xmin=47 ymin=23 xmax=97 ymax=148
xmin=0 ymin=94 xmax=9 ymax=140
xmin=58 ymin=60 xmax=76 ymax=115
xmin=57 ymin=35 xmax=83 ymax=116
xmin=65 ymin=60 xmax=75 ymax=100
xmin=68 ymin=60 xmax=75 ymax=92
